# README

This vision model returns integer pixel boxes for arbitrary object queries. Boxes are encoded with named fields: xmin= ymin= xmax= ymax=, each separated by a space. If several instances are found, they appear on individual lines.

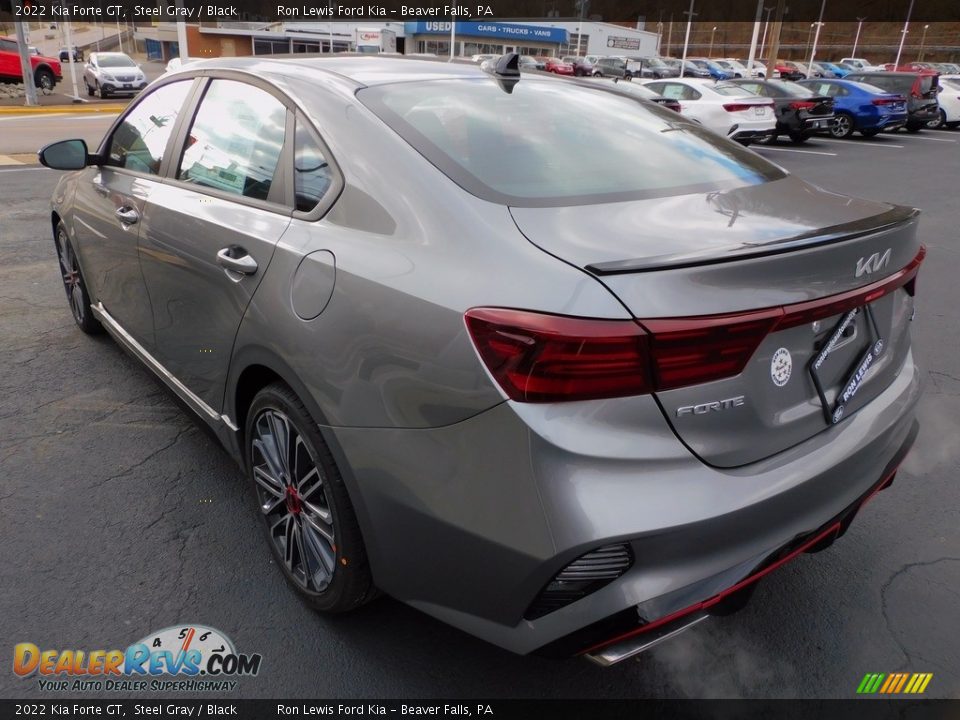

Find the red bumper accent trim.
xmin=580 ymin=464 xmax=901 ymax=656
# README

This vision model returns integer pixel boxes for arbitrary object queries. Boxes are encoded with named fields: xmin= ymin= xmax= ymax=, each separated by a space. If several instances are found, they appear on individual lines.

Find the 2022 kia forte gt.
xmin=39 ymin=55 xmax=924 ymax=665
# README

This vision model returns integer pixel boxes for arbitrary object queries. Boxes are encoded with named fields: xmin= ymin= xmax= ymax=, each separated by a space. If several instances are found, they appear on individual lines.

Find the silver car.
xmin=83 ymin=51 xmax=147 ymax=98
xmin=39 ymin=55 xmax=924 ymax=665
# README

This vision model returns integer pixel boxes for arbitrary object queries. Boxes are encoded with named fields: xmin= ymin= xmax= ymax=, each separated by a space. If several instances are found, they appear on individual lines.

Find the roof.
xmin=183 ymin=55 xmax=491 ymax=89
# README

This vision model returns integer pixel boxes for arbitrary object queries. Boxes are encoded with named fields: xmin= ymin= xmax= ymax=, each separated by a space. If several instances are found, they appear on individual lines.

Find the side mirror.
xmin=38 ymin=139 xmax=91 ymax=170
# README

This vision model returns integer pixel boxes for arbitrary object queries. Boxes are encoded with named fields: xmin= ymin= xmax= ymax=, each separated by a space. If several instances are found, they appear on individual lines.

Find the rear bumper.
xmin=330 ymin=348 xmax=922 ymax=656
xmin=576 ymin=419 xmax=916 ymax=665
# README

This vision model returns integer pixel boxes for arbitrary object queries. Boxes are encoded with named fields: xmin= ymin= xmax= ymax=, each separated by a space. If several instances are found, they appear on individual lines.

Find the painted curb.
xmin=0 ymin=104 xmax=126 ymax=116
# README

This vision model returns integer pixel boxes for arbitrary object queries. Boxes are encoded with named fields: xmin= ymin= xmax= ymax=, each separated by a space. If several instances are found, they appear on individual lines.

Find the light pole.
xmin=804 ymin=23 xmax=815 ymax=60
xmin=851 ymin=17 xmax=866 ymax=58
xmin=918 ymin=24 xmax=929 ymax=61
xmin=680 ymin=0 xmax=696 ymax=77
xmin=894 ymin=0 xmax=914 ymax=69
xmin=708 ymin=25 xmax=716 ymax=56
xmin=806 ymin=0 xmax=826 ymax=79
xmin=759 ymin=6 xmax=774 ymax=60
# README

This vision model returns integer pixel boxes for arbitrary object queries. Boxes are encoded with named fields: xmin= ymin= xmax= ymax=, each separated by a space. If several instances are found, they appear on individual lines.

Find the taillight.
xmin=465 ymin=249 xmax=924 ymax=403
xmin=640 ymin=311 xmax=780 ymax=391
xmin=788 ymin=100 xmax=817 ymax=110
xmin=872 ymin=97 xmax=901 ymax=105
xmin=723 ymin=103 xmax=761 ymax=112
xmin=464 ymin=308 xmax=652 ymax=403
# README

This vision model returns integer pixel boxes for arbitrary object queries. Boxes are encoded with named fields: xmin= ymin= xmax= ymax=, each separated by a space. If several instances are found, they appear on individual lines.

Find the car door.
xmin=138 ymin=77 xmax=292 ymax=411
xmin=68 ymin=78 xmax=197 ymax=349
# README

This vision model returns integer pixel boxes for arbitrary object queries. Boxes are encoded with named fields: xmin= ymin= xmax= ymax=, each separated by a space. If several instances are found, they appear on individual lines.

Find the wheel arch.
xmin=226 ymin=347 xmax=382 ymax=579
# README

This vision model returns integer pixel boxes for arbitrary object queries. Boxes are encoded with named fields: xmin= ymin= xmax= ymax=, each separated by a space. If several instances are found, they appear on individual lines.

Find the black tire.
xmin=34 ymin=68 xmax=55 ymax=93
xmin=860 ymin=128 xmax=881 ymax=137
xmin=788 ymin=131 xmax=810 ymax=143
xmin=246 ymin=383 xmax=374 ymax=613
xmin=97 ymin=82 xmax=108 ymax=99
xmin=756 ymin=131 xmax=777 ymax=145
xmin=85 ymin=81 xmax=94 ymax=97
xmin=830 ymin=112 xmax=856 ymax=139
xmin=54 ymin=222 xmax=102 ymax=335
xmin=592 ymin=71 xmax=601 ymax=77
xmin=905 ymin=124 xmax=921 ymax=133
xmin=926 ymin=109 xmax=947 ymax=130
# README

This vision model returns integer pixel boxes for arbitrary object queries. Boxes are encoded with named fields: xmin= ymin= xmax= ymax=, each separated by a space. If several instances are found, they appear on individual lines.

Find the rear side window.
xmin=293 ymin=117 xmax=334 ymax=212
xmin=359 ymin=78 xmax=781 ymax=207
xmin=107 ymin=80 xmax=192 ymax=175
xmin=178 ymin=79 xmax=286 ymax=202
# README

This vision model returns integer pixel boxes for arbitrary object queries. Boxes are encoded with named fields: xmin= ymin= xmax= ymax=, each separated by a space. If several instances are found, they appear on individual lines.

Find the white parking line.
xmin=815 ymin=138 xmax=905 ymax=149
xmin=756 ymin=146 xmax=838 ymax=156
xmin=893 ymin=134 xmax=957 ymax=143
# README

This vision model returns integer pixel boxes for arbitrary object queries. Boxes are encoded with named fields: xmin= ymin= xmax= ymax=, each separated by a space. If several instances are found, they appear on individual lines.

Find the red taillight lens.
xmin=640 ymin=311 xmax=781 ymax=390
xmin=466 ymin=249 xmax=924 ymax=403
xmin=464 ymin=308 xmax=651 ymax=403
xmin=788 ymin=101 xmax=817 ymax=110
xmin=872 ymin=97 xmax=900 ymax=105
xmin=723 ymin=103 xmax=754 ymax=112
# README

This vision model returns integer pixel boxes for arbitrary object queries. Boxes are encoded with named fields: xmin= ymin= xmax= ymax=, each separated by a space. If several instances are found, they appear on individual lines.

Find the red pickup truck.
xmin=0 ymin=36 xmax=62 ymax=91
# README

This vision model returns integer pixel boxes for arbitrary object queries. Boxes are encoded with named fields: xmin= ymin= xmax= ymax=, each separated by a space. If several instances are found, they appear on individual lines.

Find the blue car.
xmin=687 ymin=58 xmax=731 ymax=80
xmin=818 ymin=61 xmax=851 ymax=78
xmin=798 ymin=79 xmax=908 ymax=138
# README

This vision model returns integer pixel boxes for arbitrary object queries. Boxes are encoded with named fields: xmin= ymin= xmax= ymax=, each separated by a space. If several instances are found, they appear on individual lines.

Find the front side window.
xmin=107 ymin=80 xmax=192 ymax=175
xmin=293 ymin=117 xmax=334 ymax=212
xmin=178 ymin=79 xmax=286 ymax=202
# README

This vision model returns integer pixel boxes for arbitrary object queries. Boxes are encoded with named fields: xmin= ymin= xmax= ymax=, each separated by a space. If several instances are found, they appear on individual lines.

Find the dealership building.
xmin=136 ymin=20 xmax=659 ymax=61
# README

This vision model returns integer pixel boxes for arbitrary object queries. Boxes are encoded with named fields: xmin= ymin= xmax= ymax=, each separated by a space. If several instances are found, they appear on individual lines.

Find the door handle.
xmin=216 ymin=247 xmax=258 ymax=276
xmin=115 ymin=206 xmax=139 ymax=225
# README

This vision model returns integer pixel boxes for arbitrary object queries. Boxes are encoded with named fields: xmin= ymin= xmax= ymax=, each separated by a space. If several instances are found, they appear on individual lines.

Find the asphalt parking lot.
xmin=0 ymin=124 xmax=958 ymax=699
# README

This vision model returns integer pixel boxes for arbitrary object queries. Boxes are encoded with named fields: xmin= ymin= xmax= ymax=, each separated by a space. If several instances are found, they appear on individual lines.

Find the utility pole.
xmin=764 ymin=0 xmax=786 ymax=79
xmin=894 ymin=0 xmax=914 ymax=68
xmin=708 ymin=26 xmax=716 ymax=57
xmin=680 ymin=0 xmax=695 ymax=77
xmin=14 ymin=4 xmax=38 ymax=106
xmin=918 ymin=24 xmax=929 ymax=61
xmin=759 ymin=6 xmax=774 ymax=61
xmin=746 ymin=0 xmax=763 ymax=78
xmin=449 ymin=17 xmax=456 ymax=60
xmin=806 ymin=0 xmax=826 ymax=78
xmin=175 ymin=0 xmax=189 ymax=61
xmin=62 ymin=1 xmax=82 ymax=103
xmin=851 ymin=17 xmax=866 ymax=58
xmin=575 ymin=0 xmax=587 ymax=56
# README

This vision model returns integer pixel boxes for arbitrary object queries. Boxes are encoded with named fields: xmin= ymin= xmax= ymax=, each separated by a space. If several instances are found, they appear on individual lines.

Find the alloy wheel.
xmin=56 ymin=228 xmax=85 ymax=325
xmin=251 ymin=409 xmax=337 ymax=593
xmin=830 ymin=114 xmax=853 ymax=138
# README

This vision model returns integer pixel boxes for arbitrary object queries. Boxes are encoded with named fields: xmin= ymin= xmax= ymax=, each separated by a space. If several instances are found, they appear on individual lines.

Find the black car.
xmin=59 ymin=47 xmax=82 ymax=63
xmin=727 ymin=78 xmax=834 ymax=143
xmin=845 ymin=71 xmax=940 ymax=132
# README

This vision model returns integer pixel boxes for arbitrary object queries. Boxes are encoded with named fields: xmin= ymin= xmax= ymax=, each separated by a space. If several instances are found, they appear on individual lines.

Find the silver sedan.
xmin=39 ymin=54 xmax=924 ymax=665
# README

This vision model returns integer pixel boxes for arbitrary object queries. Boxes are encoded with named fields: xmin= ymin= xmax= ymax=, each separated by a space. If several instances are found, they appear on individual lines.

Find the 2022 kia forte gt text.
xmin=40 ymin=55 xmax=924 ymax=665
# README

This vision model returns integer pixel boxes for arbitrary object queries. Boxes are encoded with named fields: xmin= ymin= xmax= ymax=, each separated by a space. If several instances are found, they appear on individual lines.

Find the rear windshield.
xmin=359 ymin=79 xmax=782 ymax=207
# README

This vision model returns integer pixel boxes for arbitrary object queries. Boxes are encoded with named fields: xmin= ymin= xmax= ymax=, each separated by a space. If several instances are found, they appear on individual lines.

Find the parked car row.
xmin=551 ymin=70 xmax=954 ymax=145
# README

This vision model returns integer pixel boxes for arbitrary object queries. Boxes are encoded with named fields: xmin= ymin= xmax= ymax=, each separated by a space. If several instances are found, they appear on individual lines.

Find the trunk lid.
xmin=509 ymin=175 xmax=923 ymax=467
